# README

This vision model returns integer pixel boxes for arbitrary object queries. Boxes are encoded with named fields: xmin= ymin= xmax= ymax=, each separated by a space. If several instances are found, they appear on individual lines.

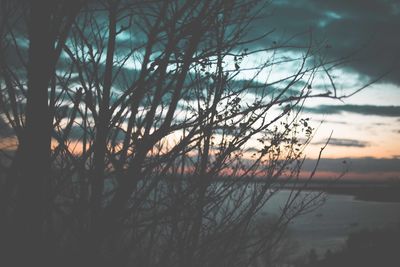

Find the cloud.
xmin=318 ymin=119 xmax=348 ymax=125
xmin=67 ymin=126 xmax=125 ymax=142
xmin=246 ymin=0 xmax=400 ymax=85
xmin=0 ymin=116 xmax=14 ymax=138
xmin=314 ymin=138 xmax=369 ymax=148
xmin=303 ymin=104 xmax=400 ymax=117
xmin=302 ymin=157 xmax=400 ymax=174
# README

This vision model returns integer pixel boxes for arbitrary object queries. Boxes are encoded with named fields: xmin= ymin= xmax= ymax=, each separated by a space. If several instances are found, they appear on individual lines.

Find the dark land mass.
xmin=321 ymin=185 xmax=400 ymax=203
xmin=294 ymin=179 xmax=400 ymax=203
xmin=297 ymin=225 xmax=400 ymax=267
xmin=206 ymin=176 xmax=400 ymax=203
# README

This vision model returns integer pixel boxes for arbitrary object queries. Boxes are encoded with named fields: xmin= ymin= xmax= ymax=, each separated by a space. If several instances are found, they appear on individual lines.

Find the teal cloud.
xmin=303 ymin=105 xmax=400 ymax=117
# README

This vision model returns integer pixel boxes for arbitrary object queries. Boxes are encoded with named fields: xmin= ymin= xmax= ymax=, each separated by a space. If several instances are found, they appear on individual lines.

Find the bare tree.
xmin=0 ymin=0 xmax=85 ymax=265
xmin=1 ymin=0 xmax=363 ymax=266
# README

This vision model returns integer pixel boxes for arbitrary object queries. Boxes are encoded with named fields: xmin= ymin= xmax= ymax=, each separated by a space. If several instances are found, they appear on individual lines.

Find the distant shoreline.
xmin=210 ymin=175 xmax=400 ymax=203
xmin=290 ymin=182 xmax=400 ymax=203
xmin=319 ymin=186 xmax=400 ymax=203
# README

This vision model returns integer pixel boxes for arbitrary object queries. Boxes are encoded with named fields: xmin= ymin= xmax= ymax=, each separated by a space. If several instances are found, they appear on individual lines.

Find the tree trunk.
xmin=12 ymin=1 xmax=55 ymax=265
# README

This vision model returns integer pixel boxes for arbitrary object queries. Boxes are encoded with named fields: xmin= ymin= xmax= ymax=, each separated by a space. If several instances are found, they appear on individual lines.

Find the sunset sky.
xmin=245 ymin=0 xmax=400 ymax=180
xmin=1 ymin=0 xmax=399 ymax=181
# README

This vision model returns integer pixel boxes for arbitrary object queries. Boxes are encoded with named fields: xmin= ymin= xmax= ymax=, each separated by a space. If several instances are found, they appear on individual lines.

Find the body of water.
xmin=265 ymin=190 xmax=400 ymax=256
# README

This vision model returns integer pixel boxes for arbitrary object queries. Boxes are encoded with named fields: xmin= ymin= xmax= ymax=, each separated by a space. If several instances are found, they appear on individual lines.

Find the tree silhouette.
xmin=297 ymin=226 xmax=400 ymax=267
xmin=0 ymin=0 xmax=368 ymax=266
xmin=1 ymin=0 xmax=85 ymax=265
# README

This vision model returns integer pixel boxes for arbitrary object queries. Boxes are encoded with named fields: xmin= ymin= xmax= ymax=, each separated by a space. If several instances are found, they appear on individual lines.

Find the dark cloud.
xmin=303 ymin=104 xmax=400 ymax=117
xmin=0 ymin=116 xmax=14 ymax=138
xmin=67 ymin=125 xmax=125 ymax=142
xmin=230 ymin=80 xmax=302 ymax=97
xmin=314 ymin=138 xmax=369 ymax=148
xmin=247 ymin=0 xmax=400 ymax=85
xmin=309 ymin=0 xmax=398 ymax=17
xmin=302 ymin=157 xmax=400 ymax=173
xmin=318 ymin=119 xmax=348 ymax=125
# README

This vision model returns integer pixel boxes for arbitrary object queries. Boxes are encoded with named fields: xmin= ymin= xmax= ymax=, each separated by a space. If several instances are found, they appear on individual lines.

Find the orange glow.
xmin=297 ymin=170 xmax=400 ymax=181
xmin=2 ymin=133 xmax=398 ymax=181
xmin=0 ymin=136 xmax=18 ymax=151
